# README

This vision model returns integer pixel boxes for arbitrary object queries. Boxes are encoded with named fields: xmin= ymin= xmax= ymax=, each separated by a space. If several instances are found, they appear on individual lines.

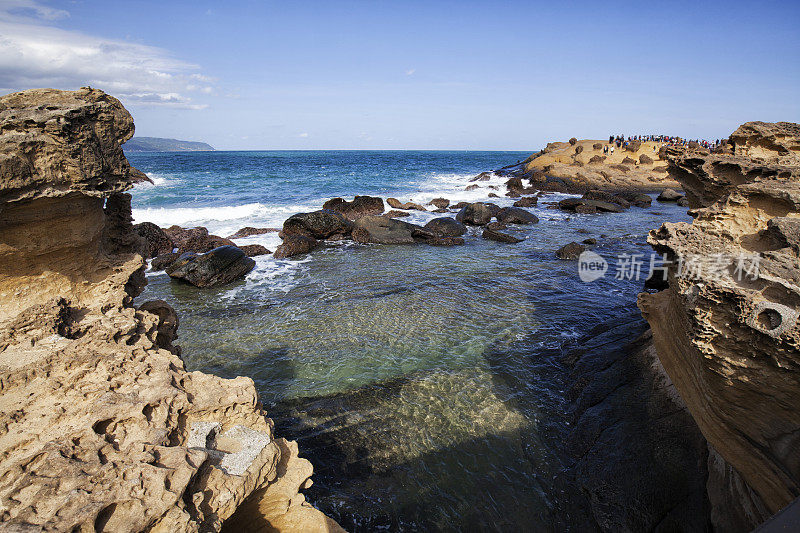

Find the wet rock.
xmin=677 ymin=197 xmax=690 ymax=207
xmin=387 ymin=198 xmax=427 ymax=211
xmin=151 ymin=252 xmax=180 ymax=271
xmin=428 ymin=198 xmax=450 ymax=209
xmin=166 ymin=245 xmax=255 ymax=287
xmin=274 ymin=235 xmax=319 ymax=259
xmin=134 ymin=222 xmax=174 ymax=258
xmin=657 ymin=188 xmax=683 ymax=202
xmin=575 ymin=205 xmax=598 ymax=214
xmin=282 ymin=209 xmax=353 ymax=239
xmin=227 ymin=227 xmax=279 ymax=239
xmin=556 ymin=242 xmax=585 ymax=259
xmin=513 ymin=196 xmax=538 ymax=207
xmin=455 ymin=202 xmax=494 ymax=226
xmin=496 ymin=207 xmax=539 ymax=224
xmin=383 ymin=210 xmax=411 ymax=218
xmin=482 ymin=228 xmax=523 ymax=243
xmin=489 ymin=192 xmax=500 ymax=198
xmin=469 ymin=171 xmax=492 ymax=182
xmin=615 ymin=191 xmax=653 ymax=207
xmin=465 ymin=184 xmax=480 ymax=191
xmin=581 ymin=238 xmax=597 ymax=245
xmin=424 ymin=217 xmax=467 ymax=237
xmin=582 ymin=190 xmax=631 ymax=209
xmin=428 ymin=236 xmax=465 ymax=246
xmin=164 ymin=226 xmax=235 ymax=254
xmin=486 ymin=221 xmax=508 ymax=231
xmin=452 ymin=201 xmax=470 ymax=210
xmin=322 ymin=195 xmax=384 ymax=220
xmin=239 ymin=244 xmax=271 ymax=257
xmin=351 ymin=215 xmax=433 ymax=244
xmin=559 ymin=198 xmax=624 ymax=213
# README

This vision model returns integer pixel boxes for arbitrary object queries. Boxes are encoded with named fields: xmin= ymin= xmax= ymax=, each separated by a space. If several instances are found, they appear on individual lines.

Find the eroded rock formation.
xmin=0 ymin=88 xmax=340 ymax=532
xmin=638 ymin=121 xmax=800 ymax=531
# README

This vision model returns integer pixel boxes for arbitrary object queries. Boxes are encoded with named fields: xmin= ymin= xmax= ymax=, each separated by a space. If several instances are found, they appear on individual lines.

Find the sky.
xmin=0 ymin=0 xmax=798 ymax=150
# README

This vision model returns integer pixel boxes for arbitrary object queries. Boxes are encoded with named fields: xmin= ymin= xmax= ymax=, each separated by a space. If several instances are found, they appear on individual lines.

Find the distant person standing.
xmin=610 ymin=145 xmax=615 ymax=155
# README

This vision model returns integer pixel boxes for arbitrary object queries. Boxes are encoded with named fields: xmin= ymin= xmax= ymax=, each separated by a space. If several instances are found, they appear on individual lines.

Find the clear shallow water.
xmin=129 ymin=150 xmax=691 ymax=531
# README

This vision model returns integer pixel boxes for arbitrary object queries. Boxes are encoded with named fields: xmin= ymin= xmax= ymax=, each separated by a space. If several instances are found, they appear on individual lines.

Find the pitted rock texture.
xmin=638 ymin=121 xmax=800 ymax=532
xmin=0 ymin=88 xmax=338 ymax=532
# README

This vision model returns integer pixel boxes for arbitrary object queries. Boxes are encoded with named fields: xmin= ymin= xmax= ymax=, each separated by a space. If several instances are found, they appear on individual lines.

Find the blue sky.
xmin=1 ymin=0 xmax=798 ymax=150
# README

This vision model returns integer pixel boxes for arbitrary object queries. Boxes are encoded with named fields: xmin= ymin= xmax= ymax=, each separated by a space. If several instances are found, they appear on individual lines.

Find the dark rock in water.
xmin=137 ymin=299 xmax=180 ymax=355
xmin=387 ymin=198 xmax=427 ymax=211
xmin=505 ymin=191 xmax=521 ymax=198
xmin=484 ymin=203 xmax=502 ymax=216
xmin=575 ymin=205 xmax=598 ymax=214
xmin=582 ymin=238 xmax=597 ymax=245
xmin=424 ymin=217 xmax=467 ymax=237
xmin=227 ymin=226 xmax=279 ymax=239
xmin=465 ymin=184 xmax=479 ymax=191
xmin=486 ymin=221 xmax=508 ymax=231
xmin=559 ymin=198 xmax=623 ymax=213
xmin=482 ymin=228 xmax=523 ymax=243
xmin=151 ymin=252 xmax=179 ymax=271
xmin=576 ymin=228 xmax=591 ymax=234
xmin=274 ymin=235 xmax=318 ymax=259
xmin=556 ymin=242 xmax=585 ymax=259
xmin=558 ymin=198 xmax=584 ymax=211
xmin=488 ymin=193 xmax=500 ymax=198
xmin=134 ymin=222 xmax=173 ymax=258
xmin=326 ymin=233 xmax=347 ymax=241
xmin=428 ymin=236 xmax=464 ymax=246
xmin=614 ymin=191 xmax=653 ymax=208
xmin=496 ymin=207 xmax=539 ymax=225
xmin=452 ymin=201 xmax=469 ymax=210
xmin=323 ymin=195 xmax=384 ymax=220
xmin=469 ymin=171 xmax=492 ymax=182
xmin=456 ymin=203 xmax=494 ymax=226
xmin=513 ymin=196 xmax=538 ymax=207
xmin=582 ymin=190 xmax=630 ymax=209
xmin=505 ymin=177 xmax=524 ymax=191
xmin=541 ymin=181 xmax=567 ymax=193
xmin=383 ymin=210 xmax=411 ymax=218
xmin=352 ymin=215 xmax=433 ymax=244
xmin=428 ymin=198 xmax=450 ymax=209
xmin=677 ymin=197 xmax=690 ymax=207
xmin=164 ymin=225 xmax=234 ymax=254
xmin=283 ymin=209 xmax=353 ymax=239
xmin=432 ymin=208 xmax=449 ymax=213
xmin=166 ymin=245 xmax=255 ymax=287
xmin=557 ymin=315 xmax=709 ymax=532
xmin=657 ymin=188 xmax=683 ymax=202
xmin=239 ymin=244 xmax=270 ymax=257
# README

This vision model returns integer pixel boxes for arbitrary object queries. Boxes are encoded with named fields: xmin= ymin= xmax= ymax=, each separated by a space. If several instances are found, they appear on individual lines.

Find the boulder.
xmin=134 ymin=222 xmax=174 ymax=258
xmin=351 ymin=215 xmax=433 ymax=244
xmin=482 ymin=228 xmax=523 ymax=243
xmin=626 ymin=140 xmax=642 ymax=152
xmin=527 ymin=170 xmax=547 ymax=184
xmin=387 ymin=197 xmax=426 ymax=210
xmin=322 ymin=195 xmax=384 ymax=220
xmin=274 ymin=235 xmax=318 ymax=259
xmin=452 ymin=201 xmax=470 ymax=210
xmin=506 ymin=177 xmax=524 ymax=191
xmin=575 ymin=145 xmax=584 ymax=155
xmin=239 ymin=244 xmax=271 ymax=257
xmin=456 ymin=202 xmax=494 ymax=226
xmin=486 ymin=222 xmax=508 ymax=231
xmin=575 ymin=205 xmax=598 ymax=214
xmin=677 ymin=197 xmax=690 ymax=207
xmin=622 ymin=156 xmax=637 ymax=165
xmin=166 ymin=245 xmax=256 ymax=287
xmin=489 ymin=193 xmax=500 ymax=198
xmin=496 ymin=207 xmax=539 ymax=225
xmin=227 ymin=227 xmax=279 ymax=239
xmin=513 ymin=196 xmax=538 ymax=207
xmin=383 ymin=210 xmax=410 ymax=218
xmin=428 ymin=236 xmax=464 ymax=246
xmin=164 ymin=226 xmax=234 ymax=254
xmin=593 ymin=143 xmax=603 ymax=150
xmin=556 ymin=242 xmax=586 ymax=259
xmin=589 ymin=155 xmax=606 ymax=164
xmin=282 ymin=209 xmax=353 ymax=239
xmin=151 ymin=252 xmax=180 ymax=271
xmin=639 ymin=154 xmax=653 ymax=165
xmin=428 ymin=198 xmax=450 ymax=209
xmin=424 ymin=217 xmax=467 ymax=237
xmin=465 ymin=184 xmax=479 ymax=191
xmin=582 ymin=238 xmax=597 ymax=245
xmin=582 ymin=190 xmax=630 ymax=209
xmin=469 ymin=172 xmax=492 ymax=182
xmin=614 ymin=191 xmax=653 ymax=208
xmin=657 ymin=188 xmax=684 ymax=202
xmin=569 ymin=137 xmax=578 ymax=145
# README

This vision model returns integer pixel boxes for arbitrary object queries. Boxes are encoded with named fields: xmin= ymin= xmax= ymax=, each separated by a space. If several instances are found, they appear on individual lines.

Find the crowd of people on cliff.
xmin=608 ymin=134 xmax=726 ymax=150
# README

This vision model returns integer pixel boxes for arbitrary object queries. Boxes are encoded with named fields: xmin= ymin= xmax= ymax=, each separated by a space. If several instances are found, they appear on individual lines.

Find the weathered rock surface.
xmin=0 ymin=88 xmax=337 ymax=532
xmin=323 ymin=195 xmax=384 ymax=220
xmin=455 ymin=202 xmax=494 ymax=226
xmin=166 ymin=246 xmax=256 ymax=287
xmin=227 ymin=227 xmax=280 ymax=239
xmin=496 ymin=207 xmax=539 ymax=225
xmin=423 ymin=217 xmax=467 ymax=237
xmin=352 ymin=215 xmax=433 ymax=244
xmin=165 ymin=225 xmax=235 ymax=254
xmin=555 ymin=242 xmax=585 ymax=259
xmin=274 ymin=235 xmax=319 ymax=259
xmin=513 ymin=196 xmax=538 ymax=207
xmin=282 ymin=210 xmax=353 ymax=240
xmin=134 ymin=222 xmax=174 ymax=258
xmin=656 ymin=188 xmax=683 ymax=202
xmin=386 ymin=198 xmax=427 ymax=211
xmin=638 ymin=121 xmax=800 ymax=532
xmin=482 ymin=228 xmax=523 ymax=244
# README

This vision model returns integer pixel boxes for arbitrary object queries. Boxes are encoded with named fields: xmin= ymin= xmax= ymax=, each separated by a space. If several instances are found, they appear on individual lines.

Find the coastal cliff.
xmin=638 ymin=121 xmax=800 ymax=531
xmin=0 ymin=88 xmax=341 ymax=532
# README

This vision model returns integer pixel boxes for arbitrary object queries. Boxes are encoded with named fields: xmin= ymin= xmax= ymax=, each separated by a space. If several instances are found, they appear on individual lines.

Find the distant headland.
xmin=123 ymin=136 xmax=215 ymax=152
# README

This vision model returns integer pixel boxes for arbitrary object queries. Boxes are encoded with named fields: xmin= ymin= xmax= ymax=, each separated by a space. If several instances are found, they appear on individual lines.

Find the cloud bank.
xmin=0 ymin=1 xmax=213 ymax=109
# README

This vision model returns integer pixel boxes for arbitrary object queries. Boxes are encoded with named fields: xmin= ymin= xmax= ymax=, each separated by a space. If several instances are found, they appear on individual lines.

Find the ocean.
xmin=128 ymin=150 xmax=691 ymax=531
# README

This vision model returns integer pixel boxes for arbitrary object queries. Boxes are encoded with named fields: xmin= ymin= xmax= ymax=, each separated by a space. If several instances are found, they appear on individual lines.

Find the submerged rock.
xmin=555 ymin=242 xmax=585 ymax=259
xmin=496 ymin=207 xmax=539 ymax=224
xmin=656 ymin=188 xmax=683 ymax=202
xmin=428 ymin=198 xmax=450 ymax=209
xmin=274 ymin=234 xmax=319 ymax=259
xmin=239 ymin=244 xmax=271 ymax=257
xmin=513 ymin=196 xmax=538 ymax=207
xmin=227 ymin=226 xmax=279 ymax=239
xmin=166 ymin=245 xmax=255 ymax=287
xmin=482 ymin=228 xmax=523 ymax=243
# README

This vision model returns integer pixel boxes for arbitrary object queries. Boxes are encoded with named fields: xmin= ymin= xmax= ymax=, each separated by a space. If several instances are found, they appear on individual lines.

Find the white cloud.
xmin=405 ymin=69 xmax=416 ymax=76
xmin=0 ymin=1 xmax=214 ymax=109
xmin=298 ymin=132 xmax=309 ymax=138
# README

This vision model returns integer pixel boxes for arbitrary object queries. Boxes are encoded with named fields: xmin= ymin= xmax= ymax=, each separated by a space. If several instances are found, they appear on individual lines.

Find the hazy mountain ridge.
xmin=124 ymin=136 xmax=215 ymax=152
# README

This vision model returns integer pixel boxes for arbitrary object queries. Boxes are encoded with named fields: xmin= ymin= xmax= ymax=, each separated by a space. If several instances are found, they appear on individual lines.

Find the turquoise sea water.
xmin=128 ymin=150 xmax=691 ymax=531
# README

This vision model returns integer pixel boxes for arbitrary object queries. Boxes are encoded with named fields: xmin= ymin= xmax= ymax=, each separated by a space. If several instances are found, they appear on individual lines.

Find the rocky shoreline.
xmin=0 ymin=89 xmax=342 ymax=531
